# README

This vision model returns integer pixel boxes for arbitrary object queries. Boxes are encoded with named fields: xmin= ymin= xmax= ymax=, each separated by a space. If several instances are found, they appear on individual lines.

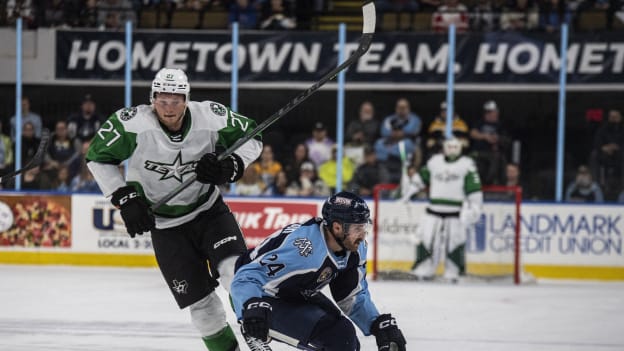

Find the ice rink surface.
xmin=1 ymin=265 xmax=623 ymax=351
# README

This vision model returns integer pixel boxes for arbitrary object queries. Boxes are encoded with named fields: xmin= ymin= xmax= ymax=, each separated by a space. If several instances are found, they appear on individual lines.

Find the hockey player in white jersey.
xmin=230 ymin=192 xmax=406 ymax=351
xmin=401 ymin=137 xmax=483 ymax=282
xmin=86 ymin=68 xmax=262 ymax=351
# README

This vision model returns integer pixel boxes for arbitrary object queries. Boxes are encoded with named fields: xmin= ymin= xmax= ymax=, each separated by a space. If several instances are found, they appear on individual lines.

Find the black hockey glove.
xmin=195 ymin=152 xmax=244 ymax=185
xmin=371 ymin=314 xmax=407 ymax=351
xmin=241 ymin=297 xmax=272 ymax=342
xmin=111 ymin=186 xmax=155 ymax=238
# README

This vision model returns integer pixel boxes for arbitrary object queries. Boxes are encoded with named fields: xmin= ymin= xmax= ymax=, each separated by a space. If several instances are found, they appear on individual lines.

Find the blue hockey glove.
xmin=371 ymin=314 xmax=407 ymax=351
xmin=195 ymin=152 xmax=244 ymax=185
xmin=242 ymin=297 xmax=272 ymax=342
xmin=111 ymin=186 xmax=155 ymax=238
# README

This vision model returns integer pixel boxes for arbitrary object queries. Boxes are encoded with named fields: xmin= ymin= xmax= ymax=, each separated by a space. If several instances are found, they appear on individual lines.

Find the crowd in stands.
xmin=2 ymin=0 xmax=622 ymax=32
xmin=1 ymin=93 xmax=623 ymax=202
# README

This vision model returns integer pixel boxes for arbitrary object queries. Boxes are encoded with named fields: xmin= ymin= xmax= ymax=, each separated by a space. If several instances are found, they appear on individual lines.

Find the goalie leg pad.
xmin=445 ymin=244 xmax=466 ymax=279
xmin=191 ymin=292 xmax=228 ymax=337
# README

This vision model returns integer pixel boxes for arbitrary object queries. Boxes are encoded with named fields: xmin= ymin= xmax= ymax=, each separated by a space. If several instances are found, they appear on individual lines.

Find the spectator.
xmin=425 ymin=101 xmax=470 ymax=158
xmin=283 ymin=143 xmax=312 ymax=184
xmin=484 ymin=162 xmax=530 ymax=200
xmin=41 ymin=0 xmax=79 ymax=28
xmin=565 ymin=165 xmax=604 ymax=203
xmin=374 ymin=118 xmax=417 ymax=184
xmin=265 ymin=170 xmax=289 ymax=196
xmin=6 ymin=0 xmax=36 ymax=28
xmin=346 ymin=100 xmax=380 ymax=145
xmin=21 ymin=165 xmax=55 ymax=190
xmin=259 ymin=0 xmax=296 ymax=30
xmin=0 ymin=120 xmax=14 ymax=177
xmin=470 ymin=0 xmax=500 ymax=31
xmin=285 ymin=161 xmax=330 ymax=197
xmin=318 ymin=146 xmax=355 ymax=193
xmin=78 ymin=0 xmax=99 ymax=28
xmin=70 ymin=159 xmax=101 ymax=193
xmin=19 ymin=121 xmax=40 ymax=165
xmin=52 ymin=165 xmax=72 ymax=192
xmin=229 ymin=0 xmax=259 ymax=29
xmin=590 ymin=109 xmax=623 ymax=201
xmin=251 ymin=144 xmax=283 ymax=186
xmin=10 ymin=96 xmax=43 ymax=141
xmin=45 ymin=120 xmax=80 ymax=173
xmin=305 ymin=122 xmax=334 ymax=168
xmin=377 ymin=0 xmax=419 ymax=31
xmin=380 ymin=98 xmax=422 ymax=142
xmin=233 ymin=166 xmax=267 ymax=196
xmin=500 ymin=0 xmax=539 ymax=31
xmin=350 ymin=145 xmax=390 ymax=196
xmin=67 ymin=94 xmax=103 ymax=143
xmin=538 ymin=0 xmax=572 ymax=33
xmin=97 ymin=0 xmax=136 ymax=30
xmin=469 ymin=100 xmax=511 ymax=185
xmin=431 ymin=0 xmax=469 ymax=33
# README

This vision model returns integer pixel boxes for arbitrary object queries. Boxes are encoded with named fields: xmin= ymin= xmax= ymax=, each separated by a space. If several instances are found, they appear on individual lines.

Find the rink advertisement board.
xmin=55 ymin=30 xmax=624 ymax=85
xmin=1 ymin=193 xmax=623 ymax=280
xmin=376 ymin=200 xmax=624 ymax=280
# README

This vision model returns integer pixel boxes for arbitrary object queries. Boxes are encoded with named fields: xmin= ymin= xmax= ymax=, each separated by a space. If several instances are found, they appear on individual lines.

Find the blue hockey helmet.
xmin=322 ymin=191 xmax=371 ymax=226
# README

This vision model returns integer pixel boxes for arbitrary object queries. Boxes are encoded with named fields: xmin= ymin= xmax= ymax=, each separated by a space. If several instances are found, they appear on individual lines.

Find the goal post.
xmin=371 ymin=184 xmax=523 ymax=284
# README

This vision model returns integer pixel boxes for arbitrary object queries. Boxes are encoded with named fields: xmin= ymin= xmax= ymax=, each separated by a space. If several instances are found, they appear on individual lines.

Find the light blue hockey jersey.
xmin=230 ymin=217 xmax=381 ymax=335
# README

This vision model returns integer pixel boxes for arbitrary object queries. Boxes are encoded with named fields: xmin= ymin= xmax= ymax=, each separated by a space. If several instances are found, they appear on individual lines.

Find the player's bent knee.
xmin=309 ymin=315 xmax=360 ymax=351
xmin=190 ymin=292 xmax=227 ymax=337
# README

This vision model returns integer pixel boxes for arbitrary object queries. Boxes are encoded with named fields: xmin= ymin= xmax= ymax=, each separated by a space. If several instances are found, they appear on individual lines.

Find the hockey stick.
xmin=0 ymin=128 xmax=51 ymax=185
xmin=151 ymin=1 xmax=376 ymax=211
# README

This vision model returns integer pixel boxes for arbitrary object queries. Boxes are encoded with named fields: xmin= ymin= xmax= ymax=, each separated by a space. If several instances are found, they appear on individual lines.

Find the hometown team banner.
xmin=55 ymin=30 xmax=624 ymax=84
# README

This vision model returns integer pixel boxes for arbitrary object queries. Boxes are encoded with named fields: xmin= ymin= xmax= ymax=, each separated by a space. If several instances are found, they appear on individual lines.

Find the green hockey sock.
xmin=202 ymin=324 xmax=239 ymax=351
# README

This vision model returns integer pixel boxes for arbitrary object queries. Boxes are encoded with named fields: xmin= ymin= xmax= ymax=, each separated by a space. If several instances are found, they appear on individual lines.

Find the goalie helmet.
xmin=443 ymin=137 xmax=462 ymax=159
xmin=322 ymin=191 xmax=370 ymax=226
xmin=150 ymin=68 xmax=190 ymax=103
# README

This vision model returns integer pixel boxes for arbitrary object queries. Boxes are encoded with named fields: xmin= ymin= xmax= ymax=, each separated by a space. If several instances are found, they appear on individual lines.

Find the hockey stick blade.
xmin=0 ymin=128 xmax=51 ymax=184
xmin=151 ymin=1 xmax=376 ymax=211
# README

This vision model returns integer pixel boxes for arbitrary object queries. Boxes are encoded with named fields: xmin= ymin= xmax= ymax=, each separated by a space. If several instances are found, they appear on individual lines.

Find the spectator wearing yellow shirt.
xmin=319 ymin=146 xmax=355 ymax=193
xmin=252 ymin=144 xmax=283 ymax=185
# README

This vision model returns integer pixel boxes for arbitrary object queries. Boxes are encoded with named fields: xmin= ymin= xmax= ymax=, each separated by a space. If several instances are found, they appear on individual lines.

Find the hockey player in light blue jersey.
xmin=230 ymin=191 xmax=407 ymax=351
xmin=86 ymin=68 xmax=262 ymax=351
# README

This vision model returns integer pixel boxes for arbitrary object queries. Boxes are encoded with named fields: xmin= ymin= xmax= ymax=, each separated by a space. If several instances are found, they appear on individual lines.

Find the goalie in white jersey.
xmin=86 ymin=68 xmax=262 ymax=351
xmin=401 ymin=138 xmax=483 ymax=282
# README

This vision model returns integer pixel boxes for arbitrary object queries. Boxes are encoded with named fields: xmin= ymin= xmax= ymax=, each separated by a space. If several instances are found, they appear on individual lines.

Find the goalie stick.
xmin=151 ymin=0 xmax=376 ymax=211
xmin=0 ymin=128 xmax=51 ymax=185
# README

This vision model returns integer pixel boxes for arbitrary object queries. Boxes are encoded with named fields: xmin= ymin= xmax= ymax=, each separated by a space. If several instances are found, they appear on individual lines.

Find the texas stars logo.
xmin=144 ymin=151 xmax=196 ymax=182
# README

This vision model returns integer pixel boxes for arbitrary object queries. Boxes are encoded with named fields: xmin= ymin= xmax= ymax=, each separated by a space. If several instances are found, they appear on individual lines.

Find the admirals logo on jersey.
xmin=293 ymin=238 xmax=313 ymax=257
xmin=119 ymin=107 xmax=137 ymax=121
xmin=210 ymin=102 xmax=227 ymax=116
xmin=144 ymin=151 xmax=196 ymax=182
xmin=172 ymin=279 xmax=188 ymax=294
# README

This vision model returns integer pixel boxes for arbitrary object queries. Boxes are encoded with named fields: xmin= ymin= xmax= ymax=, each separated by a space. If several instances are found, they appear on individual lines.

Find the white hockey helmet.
xmin=443 ymin=137 xmax=462 ymax=158
xmin=150 ymin=68 xmax=190 ymax=103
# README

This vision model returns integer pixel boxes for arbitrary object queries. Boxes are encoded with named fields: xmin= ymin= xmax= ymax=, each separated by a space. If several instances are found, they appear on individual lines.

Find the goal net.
xmin=371 ymin=184 xmax=522 ymax=284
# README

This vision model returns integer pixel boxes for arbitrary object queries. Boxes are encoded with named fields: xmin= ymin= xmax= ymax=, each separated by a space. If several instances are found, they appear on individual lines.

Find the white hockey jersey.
xmin=406 ymin=154 xmax=482 ymax=213
xmin=86 ymin=100 xmax=262 ymax=228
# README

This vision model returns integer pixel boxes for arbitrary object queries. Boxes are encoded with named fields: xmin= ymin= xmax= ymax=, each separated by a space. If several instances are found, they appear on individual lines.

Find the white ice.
xmin=0 ymin=265 xmax=623 ymax=351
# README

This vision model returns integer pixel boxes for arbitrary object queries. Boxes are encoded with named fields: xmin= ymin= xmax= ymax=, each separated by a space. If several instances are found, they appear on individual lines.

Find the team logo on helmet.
xmin=210 ymin=102 xmax=227 ymax=117
xmin=119 ymin=107 xmax=137 ymax=121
